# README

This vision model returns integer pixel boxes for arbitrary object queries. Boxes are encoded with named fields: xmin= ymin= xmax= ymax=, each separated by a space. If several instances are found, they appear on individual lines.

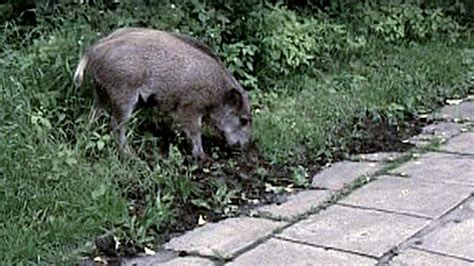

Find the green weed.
xmin=0 ymin=1 xmax=472 ymax=263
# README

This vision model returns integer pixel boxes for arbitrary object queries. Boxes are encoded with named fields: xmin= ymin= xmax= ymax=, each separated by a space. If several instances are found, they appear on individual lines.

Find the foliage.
xmin=358 ymin=3 xmax=462 ymax=43
xmin=0 ymin=1 xmax=472 ymax=263
xmin=258 ymin=5 xmax=366 ymax=77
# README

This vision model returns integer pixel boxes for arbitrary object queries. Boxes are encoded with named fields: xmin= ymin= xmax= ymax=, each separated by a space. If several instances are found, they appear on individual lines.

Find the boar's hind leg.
xmin=89 ymin=83 xmax=109 ymax=122
xmin=177 ymin=107 xmax=206 ymax=161
xmin=110 ymin=97 xmax=137 ymax=155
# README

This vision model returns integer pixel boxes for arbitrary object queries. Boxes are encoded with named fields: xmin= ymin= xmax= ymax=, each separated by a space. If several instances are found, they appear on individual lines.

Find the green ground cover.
xmin=0 ymin=1 xmax=472 ymax=263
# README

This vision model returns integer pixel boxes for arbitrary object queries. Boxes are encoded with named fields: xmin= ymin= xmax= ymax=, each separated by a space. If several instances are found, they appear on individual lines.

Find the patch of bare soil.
xmin=93 ymin=113 xmax=427 ymax=258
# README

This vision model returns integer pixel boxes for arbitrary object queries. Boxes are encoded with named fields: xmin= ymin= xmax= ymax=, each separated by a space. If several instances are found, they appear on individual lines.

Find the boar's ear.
xmin=224 ymin=88 xmax=243 ymax=109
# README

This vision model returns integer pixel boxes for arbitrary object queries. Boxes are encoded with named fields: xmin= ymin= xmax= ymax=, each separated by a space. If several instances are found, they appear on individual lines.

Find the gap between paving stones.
xmin=338 ymin=175 xmax=474 ymax=219
xmin=425 ymin=131 xmax=474 ymax=157
xmin=388 ymin=248 xmax=473 ymax=266
xmin=430 ymin=148 xmax=474 ymax=157
xmin=411 ymin=246 xmax=474 ymax=263
xmin=389 ymin=152 xmax=474 ymax=186
xmin=272 ymin=235 xmax=380 ymax=260
xmin=336 ymin=202 xmax=435 ymax=220
xmin=163 ymin=140 xmax=461 ymax=263
xmin=137 ymin=144 xmax=465 ymax=264
xmin=278 ymin=204 xmax=431 ymax=258
xmin=374 ymin=131 xmax=474 ymax=264
xmin=377 ymin=195 xmax=474 ymax=265
xmin=228 ymin=237 xmax=378 ymax=266
xmin=222 ymin=165 xmax=411 ymax=262
xmin=231 ymin=112 xmax=473 ymax=263
xmin=160 ymin=167 xmax=391 ymax=263
xmin=137 ymin=99 xmax=474 ymax=264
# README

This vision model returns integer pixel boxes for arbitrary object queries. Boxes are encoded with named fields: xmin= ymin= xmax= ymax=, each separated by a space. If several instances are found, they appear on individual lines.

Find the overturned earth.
xmin=89 ymin=110 xmax=427 ymax=258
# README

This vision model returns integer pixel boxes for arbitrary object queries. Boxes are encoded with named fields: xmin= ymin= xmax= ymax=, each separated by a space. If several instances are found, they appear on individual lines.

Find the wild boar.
xmin=73 ymin=27 xmax=251 ymax=160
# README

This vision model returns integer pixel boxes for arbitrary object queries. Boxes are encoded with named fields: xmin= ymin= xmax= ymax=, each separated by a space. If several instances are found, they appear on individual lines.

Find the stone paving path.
xmin=126 ymin=99 xmax=474 ymax=265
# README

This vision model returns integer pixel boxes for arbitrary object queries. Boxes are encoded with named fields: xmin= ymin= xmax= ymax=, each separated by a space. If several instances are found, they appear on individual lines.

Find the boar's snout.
xmin=212 ymin=88 xmax=252 ymax=151
xmin=221 ymin=113 xmax=251 ymax=149
xmin=225 ymin=122 xmax=251 ymax=149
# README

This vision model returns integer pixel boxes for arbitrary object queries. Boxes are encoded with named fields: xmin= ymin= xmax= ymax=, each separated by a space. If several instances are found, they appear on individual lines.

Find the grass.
xmin=0 ymin=3 xmax=473 ymax=263
xmin=254 ymin=39 xmax=473 ymax=162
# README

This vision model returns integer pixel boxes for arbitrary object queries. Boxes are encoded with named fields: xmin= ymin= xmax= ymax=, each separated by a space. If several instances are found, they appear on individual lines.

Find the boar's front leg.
xmin=177 ymin=107 xmax=206 ymax=161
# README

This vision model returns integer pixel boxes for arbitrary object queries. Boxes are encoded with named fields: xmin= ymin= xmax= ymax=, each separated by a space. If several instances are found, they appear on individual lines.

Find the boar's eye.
xmin=240 ymin=117 xmax=249 ymax=126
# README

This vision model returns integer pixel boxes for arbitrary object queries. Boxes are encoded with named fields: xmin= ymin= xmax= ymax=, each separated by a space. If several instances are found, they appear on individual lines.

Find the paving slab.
xmin=256 ymin=189 xmax=332 ymax=220
xmin=349 ymin=152 xmax=403 ymax=162
xmin=311 ymin=161 xmax=381 ymax=190
xmin=438 ymin=132 xmax=474 ymax=155
xmin=390 ymin=249 xmax=472 ymax=266
xmin=399 ymin=197 xmax=474 ymax=262
xmin=164 ymin=217 xmax=286 ymax=258
xmin=392 ymin=152 xmax=474 ymax=186
xmin=417 ymin=217 xmax=474 ymax=261
xmin=422 ymin=122 xmax=463 ymax=138
xmin=408 ymin=122 xmax=462 ymax=147
xmin=121 ymin=251 xmax=177 ymax=266
xmin=160 ymin=257 xmax=215 ymax=266
xmin=228 ymin=238 xmax=376 ymax=266
xmin=339 ymin=176 xmax=473 ymax=218
xmin=433 ymin=101 xmax=474 ymax=121
xmin=123 ymin=255 xmax=214 ymax=266
xmin=279 ymin=205 xmax=429 ymax=258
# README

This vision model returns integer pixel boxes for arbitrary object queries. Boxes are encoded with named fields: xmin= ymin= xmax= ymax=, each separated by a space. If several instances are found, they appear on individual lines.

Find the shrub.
xmin=258 ymin=5 xmax=366 ymax=79
xmin=360 ymin=3 xmax=461 ymax=43
xmin=1 ymin=1 xmax=472 ymax=262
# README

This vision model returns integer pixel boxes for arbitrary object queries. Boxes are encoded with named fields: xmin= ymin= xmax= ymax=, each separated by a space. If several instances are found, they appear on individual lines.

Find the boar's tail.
xmin=73 ymin=55 xmax=89 ymax=88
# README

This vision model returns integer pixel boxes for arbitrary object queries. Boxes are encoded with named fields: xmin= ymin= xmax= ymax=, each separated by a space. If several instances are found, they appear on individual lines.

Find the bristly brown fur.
xmin=74 ymin=27 xmax=251 ymax=160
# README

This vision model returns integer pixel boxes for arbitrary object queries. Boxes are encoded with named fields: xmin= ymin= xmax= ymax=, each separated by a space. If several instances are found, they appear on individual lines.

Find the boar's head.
xmin=211 ymin=87 xmax=251 ymax=149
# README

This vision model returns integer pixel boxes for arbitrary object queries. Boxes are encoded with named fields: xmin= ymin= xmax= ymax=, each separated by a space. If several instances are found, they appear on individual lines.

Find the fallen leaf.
xmin=113 ymin=236 xmax=120 ymax=250
xmin=198 ymin=215 xmax=207 ymax=226
xmin=144 ymin=247 xmax=156 ymax=255
xmin=93 ymin=256 xmax=107 ymax=264
xmin=249 ymin=199 xmax=260 ymax=205
xmin=264 ymin=183 xmax=274 ymax=192
xmin=446 ymin=99 xmax=462 ymax=105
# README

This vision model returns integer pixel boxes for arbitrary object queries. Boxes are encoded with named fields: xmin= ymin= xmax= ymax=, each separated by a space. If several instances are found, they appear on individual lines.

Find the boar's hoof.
xmin=118 ymin=145 xmax=136 ymax=159
xmin=195 ymin=153 xmax=208 ymax=163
